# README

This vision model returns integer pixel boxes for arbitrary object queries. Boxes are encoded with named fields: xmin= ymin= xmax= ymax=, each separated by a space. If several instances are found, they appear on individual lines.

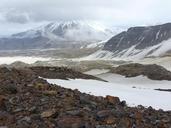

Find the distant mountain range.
xmin=86 ymin=23 xmax=171 ymax=60
xmin=0 ymin=21 xmax=119 ymax=50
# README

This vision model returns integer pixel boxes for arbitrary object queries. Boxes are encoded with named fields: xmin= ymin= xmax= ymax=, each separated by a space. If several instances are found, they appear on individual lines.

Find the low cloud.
xmin=4 ymin=10 xmax=30 ymax=24
xmin=0 ymin=0 xmax=171 ymax=35
xmin=0 ymin=0 xmax=170 ymax=25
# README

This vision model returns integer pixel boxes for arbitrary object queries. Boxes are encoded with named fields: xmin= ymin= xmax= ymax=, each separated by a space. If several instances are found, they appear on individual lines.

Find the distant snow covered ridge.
xmin=0 ymin=56 xmax=51 ymax=65
xmin=0 ymin=20 xmax=124 ymax=50
xmin=12 ymin=21 xmax=114 ymax=41
xmin=46 ymin=73 xmax=171 ymax=110
xmin=86 ymin=23 xmax=171 ymax=60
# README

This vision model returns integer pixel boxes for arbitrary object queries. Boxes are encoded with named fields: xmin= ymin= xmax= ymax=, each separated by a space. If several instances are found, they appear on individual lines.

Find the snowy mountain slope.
xmin=84 ymin=23 xmax=171 ymax=60
xmin=0 ymin=21 xmax=115 ymax=50
xmin=83 ymin=38 xmax=171 ymax=60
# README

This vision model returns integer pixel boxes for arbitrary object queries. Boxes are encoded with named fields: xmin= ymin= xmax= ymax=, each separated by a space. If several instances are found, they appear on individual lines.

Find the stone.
xmin=97 ymin=110 xmax=111 ymax=119
xmin=117 ymin=118 xmax=131 ymax=128
xmin=27 ymin=84 xmax=34 ymax=87
xmin=28 ymin=106 xmax=37 ymax=113
xmin=0 ymin=95 xmax=6 ymax=110
xmin=96 ymin=125 xmax=114 ymax=128
xmin=66 ymin=110 xmax=81 ymax=116
xmin=30 ymin=114 xmax=41 ymax=120
xmin=135 ymin=112 xmax=143 ymax=120
xmin=43 ymin=90 xmax=57 ymax=95
xmin=83 ymin=107 xmax=91 ymax=111
xmin=41 ymin=109 xmax=58 ymax=118
xmin=111 ymin=108 xmax=127 ymax=118
xmin=2 ymin=84 xmax=17 ymax=94
xmin=106 ymin=117 xmax=117 ymax=124
xmin=17 ymin=116 xmax=31 ymax=128
xmin=19 ymin=116 xmax=31 ymax=123
xmin=9 ymin=96 xmax=20 ymax=105
xmin=0 ymin=111 xmax=15 ymax=124
xmin=13 ymin=108 xmax=24 ymax=113
xmin=57 ymin=117 xmax=85 ymax=128
xmin=106 ymin=95 xmax=120 ymax=105
xmin=119 ymin=101 xmax=126 ymax=107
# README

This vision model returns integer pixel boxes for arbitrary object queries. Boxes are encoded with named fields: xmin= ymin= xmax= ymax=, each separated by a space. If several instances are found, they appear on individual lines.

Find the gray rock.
xmin=97 ymin=110 xmax=111 ymax=119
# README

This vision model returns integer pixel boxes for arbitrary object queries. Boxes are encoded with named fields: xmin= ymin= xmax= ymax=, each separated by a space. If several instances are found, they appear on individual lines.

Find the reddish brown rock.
xmin=0 ymin=111 xmax=15 ymax=125
xmin=43 ymin=90 xmax=57 ymax=95
xmin=106 ymin=95 xmax=120 ymax=105
xmin=57 ymin=117 xmax=85 ymax=128
xmin=0 ymin=95 xmax=6 ymax=110
xmin=106 ymin=117 xmax=117 ymax=124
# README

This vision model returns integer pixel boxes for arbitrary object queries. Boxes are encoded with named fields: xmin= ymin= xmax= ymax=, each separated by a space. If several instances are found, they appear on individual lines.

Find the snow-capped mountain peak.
xmin=0 ymin=21 xmax=120 ymax=50
xmin=12 ymin=20 xmax=114 ymax=42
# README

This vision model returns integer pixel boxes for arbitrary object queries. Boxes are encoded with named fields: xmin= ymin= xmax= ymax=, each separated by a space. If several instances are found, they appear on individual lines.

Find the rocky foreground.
xmin=0 ymin=67 xmax=171 ymax=128
xmin=111 ymin=63 xmax=171 ymax=81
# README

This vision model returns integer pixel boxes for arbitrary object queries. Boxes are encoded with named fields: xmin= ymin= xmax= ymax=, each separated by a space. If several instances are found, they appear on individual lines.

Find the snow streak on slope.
xmin=81 ymin=40 xmax=109 ymax=49
xmin=46 ymin=74 xmax=171 ymax=110
xmin=84 ymin=69 xmax=110 ymax=75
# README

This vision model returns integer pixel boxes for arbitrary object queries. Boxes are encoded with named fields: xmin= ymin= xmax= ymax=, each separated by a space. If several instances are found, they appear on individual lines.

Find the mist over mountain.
xmin=0 ymin=21 xmax=119 ymax=50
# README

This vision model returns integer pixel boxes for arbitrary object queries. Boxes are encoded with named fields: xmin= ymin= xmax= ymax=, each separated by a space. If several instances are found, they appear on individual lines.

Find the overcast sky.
xmin=0 ymin=0 xmax=171 ymax=36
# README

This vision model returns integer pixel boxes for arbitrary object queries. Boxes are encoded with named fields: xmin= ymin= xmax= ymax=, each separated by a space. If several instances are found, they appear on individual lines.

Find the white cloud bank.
xmin=0 ymin=0 xmax=171 ymax=35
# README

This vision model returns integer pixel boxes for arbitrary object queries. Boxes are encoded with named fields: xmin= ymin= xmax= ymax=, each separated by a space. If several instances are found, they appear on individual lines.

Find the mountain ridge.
xmin=85 ymin=23 xmax=171 ymax=60
xmin=0 ymin=21 xmax=115 ymax=50
xmin=104 ymin=23 xmax=171 ymax=51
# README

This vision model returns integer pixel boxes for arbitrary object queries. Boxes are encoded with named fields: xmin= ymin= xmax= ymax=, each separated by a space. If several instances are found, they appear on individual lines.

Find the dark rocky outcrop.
xmin=0 ymin=67 xmax=171 ymax=128
xmin=104 ymin=23 xmax=171 ymax=52
xmin=111 ymin=63 xmax=171 ymax=80
xmin=100 ymin=23 xmax=171 ymax=59
xmin=155 ymin=89 xmax=171 ymax=92
xmin=30 ymin=66 xmax=106 ymax=81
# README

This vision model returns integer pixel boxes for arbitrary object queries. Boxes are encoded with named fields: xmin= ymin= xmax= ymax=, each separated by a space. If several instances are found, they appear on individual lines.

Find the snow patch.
xmin=0 ymin=56 xmax=51 ymax=65
xmin=84 ymin=69 xmax=110 ymax=75
xmin=46 ymin=74 xmax=171 ymax=110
